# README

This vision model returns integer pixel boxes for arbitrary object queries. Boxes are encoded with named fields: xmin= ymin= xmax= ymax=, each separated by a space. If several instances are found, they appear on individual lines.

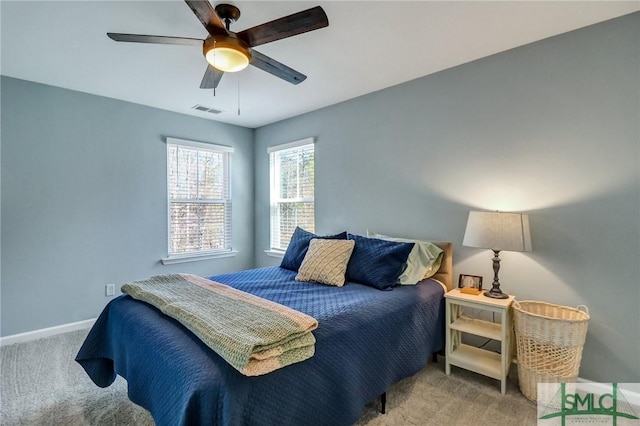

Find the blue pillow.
xmin=346 ymin=234 xmax=415 ymax=290
xmin=280 ymin=227 xmax=348 ymax=272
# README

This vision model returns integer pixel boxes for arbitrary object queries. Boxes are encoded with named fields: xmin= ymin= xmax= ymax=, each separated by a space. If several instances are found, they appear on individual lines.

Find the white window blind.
xmin=269 ymin=139 xmax=315 ymax=251
xmin=166 ymin=138 xmax=232 ymax=257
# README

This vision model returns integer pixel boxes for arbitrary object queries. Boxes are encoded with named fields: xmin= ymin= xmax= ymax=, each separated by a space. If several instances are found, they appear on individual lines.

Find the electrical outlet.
xmin=105 ymin=283 xmax=116 ymax=297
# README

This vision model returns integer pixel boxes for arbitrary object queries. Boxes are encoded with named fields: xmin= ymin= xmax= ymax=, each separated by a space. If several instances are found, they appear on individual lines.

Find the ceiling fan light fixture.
xmin=203 ymin=36 xmax=251 ymax=73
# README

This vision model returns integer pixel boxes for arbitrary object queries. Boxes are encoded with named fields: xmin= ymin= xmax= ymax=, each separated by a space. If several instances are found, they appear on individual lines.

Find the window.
xmin=166 ymin=138 xmax=233 ymax=259
xmin=269 ymin=138 xmax=315 ymax=251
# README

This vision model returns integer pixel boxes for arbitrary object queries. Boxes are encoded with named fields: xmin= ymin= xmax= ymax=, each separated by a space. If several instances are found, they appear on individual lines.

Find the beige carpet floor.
xmin=1 ymin=329 xmax=537 ymax=425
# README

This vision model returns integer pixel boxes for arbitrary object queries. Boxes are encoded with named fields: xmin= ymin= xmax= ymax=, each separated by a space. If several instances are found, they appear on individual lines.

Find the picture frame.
xmin=458 ymin=274 xmax=483 ymax=290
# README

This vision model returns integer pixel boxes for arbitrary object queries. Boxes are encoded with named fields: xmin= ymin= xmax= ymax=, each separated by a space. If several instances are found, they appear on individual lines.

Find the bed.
xmin=76 ymin=238 xmax=453 ymax=426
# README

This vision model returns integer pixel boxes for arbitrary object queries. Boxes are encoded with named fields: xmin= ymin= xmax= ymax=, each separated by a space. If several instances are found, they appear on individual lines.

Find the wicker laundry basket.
xmin=512 ymin=301 xmax=590 ymax=402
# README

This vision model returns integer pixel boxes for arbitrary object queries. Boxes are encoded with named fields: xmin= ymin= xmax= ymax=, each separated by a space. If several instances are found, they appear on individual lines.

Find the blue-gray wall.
xmin=254 ymin=13 xmax=640 ymax=382
xmin=1 ymin=77 xmax=255 ymax=336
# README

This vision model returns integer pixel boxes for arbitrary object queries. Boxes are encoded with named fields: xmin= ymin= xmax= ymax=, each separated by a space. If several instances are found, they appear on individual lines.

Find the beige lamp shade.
xmin=463 ymin=211 xmax=532 ymax=252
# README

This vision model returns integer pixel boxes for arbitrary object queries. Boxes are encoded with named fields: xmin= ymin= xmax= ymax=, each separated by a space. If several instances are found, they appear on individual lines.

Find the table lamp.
xmin=462 ymin=211 xmax=531 ymax=299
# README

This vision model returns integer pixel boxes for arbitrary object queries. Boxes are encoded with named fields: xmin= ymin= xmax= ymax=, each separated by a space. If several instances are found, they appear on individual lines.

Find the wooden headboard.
xmin=431 ymin=242 xmax=453 ymax=291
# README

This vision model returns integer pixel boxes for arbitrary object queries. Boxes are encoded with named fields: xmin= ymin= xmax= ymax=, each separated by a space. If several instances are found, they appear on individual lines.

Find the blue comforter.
xmin=76 ymin=266 xmax=445 ymax=426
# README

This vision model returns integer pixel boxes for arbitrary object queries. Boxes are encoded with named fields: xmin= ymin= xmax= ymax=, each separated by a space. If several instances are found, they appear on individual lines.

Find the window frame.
xmin=162 ymin=137 xmax=235 ymax=265
xmin=267 ymin=138 xmax=315 ymax=253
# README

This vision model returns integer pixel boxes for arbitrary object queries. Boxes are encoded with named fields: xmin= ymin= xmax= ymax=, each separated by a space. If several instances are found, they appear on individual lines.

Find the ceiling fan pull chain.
xmin=237 ymin=73 xmax=241 ymax=116
xmin=213 ymin=39 xmax=217 ymax=97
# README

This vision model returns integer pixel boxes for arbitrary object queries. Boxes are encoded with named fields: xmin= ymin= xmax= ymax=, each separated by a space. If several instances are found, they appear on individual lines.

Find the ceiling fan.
xmin=107 ymin=1 xmax=329 ymax=89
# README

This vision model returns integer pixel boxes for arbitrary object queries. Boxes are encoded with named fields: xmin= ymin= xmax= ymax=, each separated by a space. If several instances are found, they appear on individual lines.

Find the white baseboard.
xmin=576 ymin=377 xmax=640 ymax=405
xmin=0 ymin=318 xmax=96 ymax=347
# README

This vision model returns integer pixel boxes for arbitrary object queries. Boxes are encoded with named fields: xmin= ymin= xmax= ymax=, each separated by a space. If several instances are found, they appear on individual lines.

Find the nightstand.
xmin=445 ymin=288 xmax=515 ymax=394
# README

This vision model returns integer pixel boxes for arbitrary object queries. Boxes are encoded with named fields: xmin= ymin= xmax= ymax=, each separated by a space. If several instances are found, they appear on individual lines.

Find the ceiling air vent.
xmin=191 ymin=104 xmax=223 ymax=114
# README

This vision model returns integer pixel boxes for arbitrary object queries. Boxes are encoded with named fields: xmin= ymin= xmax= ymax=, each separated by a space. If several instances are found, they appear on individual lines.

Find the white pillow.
xmin=367 ymin=231 xmax=444 ymax=285
xmin=295 ymin=239 xmax=355 ymax=287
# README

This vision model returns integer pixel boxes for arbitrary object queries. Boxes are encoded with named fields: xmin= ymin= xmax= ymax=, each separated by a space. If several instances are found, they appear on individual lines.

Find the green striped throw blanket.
xmin=121 ymin=274 xmax=318 ymax=376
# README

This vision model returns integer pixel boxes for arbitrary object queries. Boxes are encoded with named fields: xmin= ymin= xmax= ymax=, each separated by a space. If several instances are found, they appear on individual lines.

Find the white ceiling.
xmin=2 ymin=1 xmax=638 ymax=129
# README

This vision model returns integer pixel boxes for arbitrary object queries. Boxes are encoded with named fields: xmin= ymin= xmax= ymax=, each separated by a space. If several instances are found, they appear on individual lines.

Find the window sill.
xmin=161 ymin=251 xmax=238 ymax=265
xmin=264 ymin=250 xmax=285 ymax=259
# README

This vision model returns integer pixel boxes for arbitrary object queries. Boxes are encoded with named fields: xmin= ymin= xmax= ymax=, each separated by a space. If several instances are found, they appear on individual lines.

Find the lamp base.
xmin=484 ymin=250 xmax=509 ymax=299
xmin=484 ymin=288 xmax=509 ymax=299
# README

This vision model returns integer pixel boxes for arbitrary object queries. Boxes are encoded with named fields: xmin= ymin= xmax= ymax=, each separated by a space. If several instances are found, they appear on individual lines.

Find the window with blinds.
xmin=269 ymin=138 xmax=315 ymax=251
xmin=166 ymin=138 xmax=232 ymax=257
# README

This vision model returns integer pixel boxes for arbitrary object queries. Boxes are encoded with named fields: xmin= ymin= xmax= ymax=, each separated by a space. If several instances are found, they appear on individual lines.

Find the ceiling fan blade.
xmin=107 ymin=33 xmax=203 ymax=46
xmin=200 ymin=65 xmax=224 ymax=89
xmin=236 ymin=6 xmax=328 ymax=47
xmin=250 ymin=50 xmax=306 ymax=85
xmin=183 ymin=0 xmax=228 ymax=37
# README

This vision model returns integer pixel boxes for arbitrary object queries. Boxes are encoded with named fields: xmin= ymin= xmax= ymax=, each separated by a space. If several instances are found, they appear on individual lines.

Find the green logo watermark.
xmin=538 ymin=383 xmax=640 ymax=425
